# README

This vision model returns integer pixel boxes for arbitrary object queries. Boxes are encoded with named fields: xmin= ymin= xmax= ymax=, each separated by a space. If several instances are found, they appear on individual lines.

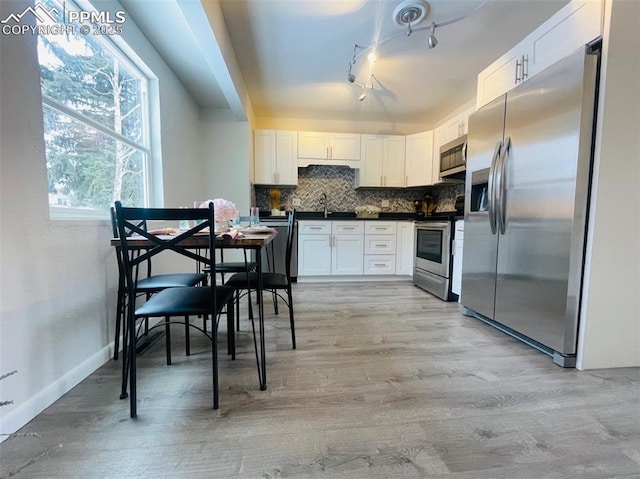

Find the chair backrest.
xmin=111 ymin=206 xmax=151 ymax=281
xmin=114 ymin=201 xmax=218 ymax=306
xmin=284 ymin=209 xmax=296 ymax=280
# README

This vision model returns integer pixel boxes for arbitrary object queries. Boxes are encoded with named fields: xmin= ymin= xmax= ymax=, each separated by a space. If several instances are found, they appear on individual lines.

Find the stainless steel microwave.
xmin=439 ymin=134 xmax=467 ymax=178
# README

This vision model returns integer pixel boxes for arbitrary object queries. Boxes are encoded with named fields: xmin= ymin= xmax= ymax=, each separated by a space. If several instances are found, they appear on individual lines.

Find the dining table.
xmin=110 ymin=228 xmax=278 ymax=391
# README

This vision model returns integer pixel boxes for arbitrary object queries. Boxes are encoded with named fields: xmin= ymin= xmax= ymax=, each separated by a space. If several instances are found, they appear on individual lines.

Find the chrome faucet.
xmin=319 ymin=192 xmax=328 ymax=218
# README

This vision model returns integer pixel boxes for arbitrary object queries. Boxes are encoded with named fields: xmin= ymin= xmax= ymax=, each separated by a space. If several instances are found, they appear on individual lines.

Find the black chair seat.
xmin=136 ymin=286 xmax=233 ymax=317
xmin=203 ymin=262 xmax=257 ymax=273
xmin=136 ymin=273 xmax=207 ymax=293
xmin=224 ymin=271 xmax=288 ymax=290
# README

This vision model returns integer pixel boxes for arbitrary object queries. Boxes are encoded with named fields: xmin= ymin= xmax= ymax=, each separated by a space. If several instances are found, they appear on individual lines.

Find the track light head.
xmin=347 ymin=72 xmax=356 ymax=83
xmin=428 ymin=22 xmax=438 ymax=49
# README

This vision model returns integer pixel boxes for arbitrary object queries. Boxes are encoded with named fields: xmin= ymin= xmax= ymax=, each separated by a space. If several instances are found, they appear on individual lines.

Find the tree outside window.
xmin=37 ymin=0 xmax=150 ymax=218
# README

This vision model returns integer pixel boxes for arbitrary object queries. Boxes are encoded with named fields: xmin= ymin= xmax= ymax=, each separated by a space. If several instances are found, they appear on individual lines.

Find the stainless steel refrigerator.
xmin=461 ymin=45 xmax=600 ymax=367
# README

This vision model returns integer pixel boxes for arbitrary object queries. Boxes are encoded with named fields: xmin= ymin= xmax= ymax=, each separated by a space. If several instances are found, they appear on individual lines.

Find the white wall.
xmin=0 ymin=0 xmax=206 ymax=435
xmin=577 ymin=0 xmax=640 ymax=369
xmin=200 ymin=109 xmax=251 ymax=215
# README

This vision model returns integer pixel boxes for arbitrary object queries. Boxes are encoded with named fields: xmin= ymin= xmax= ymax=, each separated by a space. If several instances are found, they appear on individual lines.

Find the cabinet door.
xmin=330 ymin=133 xmax=361 ymax=161
xmin=364 ymin=255 xmax=396 ymax=275
xmin=298 ymin=234 xmax=331 ymax=276
xmin=527 ymin=0 xmax=602 ymax=78
xmin=444 ymin=113 xmax=464 ymax=142
xmin=395 ymin=222 xmax=415 ymax=276
xmin=460 ymin=105 xmax=476 ymax=136
xmin=476 ymin=43 xmax=528 ymax=109
xmin=298 ymin=131 xmax=329 ymax=159
xmin=364 ymin=235 xmax=397 ymax=255
xmin=276 ymin=130 xmax=298 ymax=185
xmin=254 ymin=129 xmax=276 ymax=184
xmin=332 ymin=235 xmax=364 ymax=275
xmin=432 ymin=124 xmax=448 ymax=182
xmin=358 ymin=135 xmax=384 ymax=187
xmin=383 ymin=136 xmax=406 ymax=187
xmin=405 ymin=131 xmax=434 ymax=187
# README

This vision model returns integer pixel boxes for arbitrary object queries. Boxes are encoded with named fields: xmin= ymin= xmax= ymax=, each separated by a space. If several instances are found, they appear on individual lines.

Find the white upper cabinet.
xmin=298 ymin=131 xmax=361 ymax=167
xmin=356 ymin=134 xmax=406 ymax=188
xmin=477 ymin=0 xmax=603 ymax=108
xmin=254 ymin=130 xmax=298 ymax=186
xmin=405 ymin=131 xmax=434 ymax=187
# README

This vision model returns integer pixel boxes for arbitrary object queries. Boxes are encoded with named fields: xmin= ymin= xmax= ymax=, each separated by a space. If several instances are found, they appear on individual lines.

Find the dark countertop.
xmin=260 ymin=211 xmax=463 ymax=221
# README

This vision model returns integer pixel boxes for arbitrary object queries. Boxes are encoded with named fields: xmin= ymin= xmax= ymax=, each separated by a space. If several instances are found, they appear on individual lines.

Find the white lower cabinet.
xmin=298 ymin=220 xmax=415 ymax=278
xmin=298 ymin=221 xmax=363 ymax=276
xmin=364 ymin=221 xmax=397 ymax=275
xmin=298 ymin=234 xmax=331 ymax=275
xmin=395 ymin=222 xmax=415 ymax=276
xmin=451 ymin=220 xmax=464 ymax=296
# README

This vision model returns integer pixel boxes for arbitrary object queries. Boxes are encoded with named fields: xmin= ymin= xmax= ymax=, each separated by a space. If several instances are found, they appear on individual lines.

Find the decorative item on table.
xmin=198 ymin=198 xmax=240 ymax=233
xmin=269 ymin=189 xmax=281 ymax=216
xmin=355 ymin=205 xmax=381 ymax=219
xmin=249 ymin=206 xmax=260 ymax=226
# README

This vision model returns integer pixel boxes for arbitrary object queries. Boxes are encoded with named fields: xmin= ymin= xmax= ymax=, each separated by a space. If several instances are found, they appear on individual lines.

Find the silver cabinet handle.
xmin=310 ymin=226 xmax=322 ymax=230
xmin=374 ymin=263 xmax=386 ymax=267
xmin=522 ymin=54 xmax=528 ymax=80
xmin=375 ymin=244 xmax=386 ymax=247
xmin=515 ymin=59 xmax=522 ymax=83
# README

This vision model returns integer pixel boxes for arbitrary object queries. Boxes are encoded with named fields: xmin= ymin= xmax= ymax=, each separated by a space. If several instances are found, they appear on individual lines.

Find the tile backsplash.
xmin=254 ymin=165 xmax=464 ymax=213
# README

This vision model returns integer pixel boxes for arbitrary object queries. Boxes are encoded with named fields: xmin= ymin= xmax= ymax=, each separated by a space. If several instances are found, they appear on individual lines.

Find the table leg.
xmin=257 ymin=246 xmax=267 ymax=390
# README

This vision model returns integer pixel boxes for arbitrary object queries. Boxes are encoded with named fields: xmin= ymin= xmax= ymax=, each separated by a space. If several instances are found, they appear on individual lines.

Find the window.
xmin=37 ymin=0 xmax=150 ymax=219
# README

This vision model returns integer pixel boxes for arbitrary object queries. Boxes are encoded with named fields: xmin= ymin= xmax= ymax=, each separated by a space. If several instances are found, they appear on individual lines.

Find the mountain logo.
xmin=1 ymin=3 xmax=59 ymax=25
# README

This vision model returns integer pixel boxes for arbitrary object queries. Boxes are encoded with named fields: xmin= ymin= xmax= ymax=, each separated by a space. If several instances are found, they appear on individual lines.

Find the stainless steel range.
xmin=413 ymin=218 xmax=456 ymax=301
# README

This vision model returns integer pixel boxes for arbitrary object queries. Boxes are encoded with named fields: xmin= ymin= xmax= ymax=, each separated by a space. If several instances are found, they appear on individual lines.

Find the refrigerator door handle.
xmin=488 ymin=140 xmax=502 ymax=235
xmin=498 ymin=136 xmax=511 ymax=235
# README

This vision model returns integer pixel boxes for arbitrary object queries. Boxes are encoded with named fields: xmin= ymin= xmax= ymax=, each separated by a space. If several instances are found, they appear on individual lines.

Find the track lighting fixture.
xmin=359 ymin=88 xmax=367 ymax=102
xmin=346 ymin=44 xmax=362 ymax=84
xmin=345 ymin=0 xmax=488 ymax=94
xmin=427 ymin=22 xmax=438 ymax=49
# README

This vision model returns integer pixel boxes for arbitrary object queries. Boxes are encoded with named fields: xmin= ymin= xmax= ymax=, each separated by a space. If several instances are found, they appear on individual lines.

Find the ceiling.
xmin=120 ymin=0 xmax=570 ymax=126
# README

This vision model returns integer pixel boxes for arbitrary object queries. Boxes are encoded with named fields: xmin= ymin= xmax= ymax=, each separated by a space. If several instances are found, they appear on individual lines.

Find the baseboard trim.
xmin=0 ymin=344 xmax=112 ymax=442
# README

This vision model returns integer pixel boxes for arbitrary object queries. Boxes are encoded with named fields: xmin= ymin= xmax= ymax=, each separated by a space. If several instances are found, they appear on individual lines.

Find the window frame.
xmin=37 ymin=0 xmax=154 ymax=220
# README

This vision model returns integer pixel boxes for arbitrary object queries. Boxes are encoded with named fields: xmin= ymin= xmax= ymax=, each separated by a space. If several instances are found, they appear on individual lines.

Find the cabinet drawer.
xmin=298 ymin=221 xmax=330 ymax=234
xmin=332 ymin=221 xmax=364 ymax=235
xmin=364 ymin=255 xmax=396 ymax=275
xmin=364 ymin=221 xmax=397 ymax=235
xmin=364 ymin=235 xmax=397 ymax=255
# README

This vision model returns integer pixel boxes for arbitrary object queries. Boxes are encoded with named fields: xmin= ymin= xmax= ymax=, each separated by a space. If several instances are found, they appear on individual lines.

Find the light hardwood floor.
xmin=1 ymin=282 xmax=639 ymax=478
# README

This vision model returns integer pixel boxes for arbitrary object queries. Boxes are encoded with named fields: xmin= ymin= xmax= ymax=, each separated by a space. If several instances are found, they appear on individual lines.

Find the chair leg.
xmin=129 ymin=314 xmax=138 ymax=418
xmin=120 ymin=309 xmax=131 ymax=400
xmin=287 ymin=287 xmax=296 ymax=349
xmin=273 ymin=290 xmax=279 ymax=315
xmin=227 ymin=298 xmax=235 ymax=360
xmin=165 ymin=316 xmax=172 ymax=365
xmin=185 ymin=315 xmax=190 ymax=356
xmin=212 ymin=311 xmax=219 ymax=410
xmin=113 ymin=284 xmax=125 ymax=360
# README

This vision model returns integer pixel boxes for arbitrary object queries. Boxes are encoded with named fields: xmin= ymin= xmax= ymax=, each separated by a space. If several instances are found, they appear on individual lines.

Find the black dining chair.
xmin=114 ymin=201 xmax=235 ymax=417
xmin=224 ymin=209 xmax=297 ymax=350
xmin=110 ymin=207 xmax=207 ymax=361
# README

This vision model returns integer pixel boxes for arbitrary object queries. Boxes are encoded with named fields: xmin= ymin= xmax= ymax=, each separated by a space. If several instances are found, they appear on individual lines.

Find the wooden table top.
xmin=110 ymin=230 xmax=277 ymax=249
